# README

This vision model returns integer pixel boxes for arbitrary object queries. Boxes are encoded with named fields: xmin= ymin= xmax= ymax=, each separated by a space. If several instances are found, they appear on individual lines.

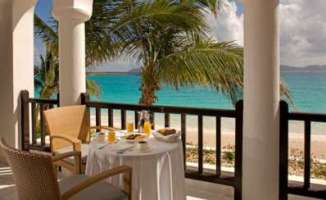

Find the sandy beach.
xmin=91 ymin=112 xmax=326 ymax=159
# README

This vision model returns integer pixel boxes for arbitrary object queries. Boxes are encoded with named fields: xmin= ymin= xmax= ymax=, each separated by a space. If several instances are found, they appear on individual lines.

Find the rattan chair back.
xmin=0 ymin=138 xmax=60 ymax=200
xmin=44 ymin=105 xmax=90 ymax=150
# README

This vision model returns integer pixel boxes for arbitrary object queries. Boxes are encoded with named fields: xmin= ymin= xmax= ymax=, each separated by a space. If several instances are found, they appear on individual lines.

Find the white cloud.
xmin=280 ymin=0 xmax=326 ymax=66
xmin=206 ymin=0 xmax=326 ymax=67
xmin=206 ymin=0 xmax=244 ymax=45
xmin=88 ymin=56 xmax=139 ymax=73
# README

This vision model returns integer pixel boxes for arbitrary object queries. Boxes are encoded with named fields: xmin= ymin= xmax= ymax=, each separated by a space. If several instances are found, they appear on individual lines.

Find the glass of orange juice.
xmin=127 ymin=122 xmax=134 ymax=133
xmin=108 ymin=129 xmax=116 ymax=143
xmin=143 ymin=121 xmax=151 ymax=136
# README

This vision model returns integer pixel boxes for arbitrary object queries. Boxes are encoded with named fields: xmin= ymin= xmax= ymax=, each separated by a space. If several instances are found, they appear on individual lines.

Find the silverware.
xmin=117 ymin=146 xmax=134 ymax=154
xmin=98 ymin=143 xmax=109 ymax=150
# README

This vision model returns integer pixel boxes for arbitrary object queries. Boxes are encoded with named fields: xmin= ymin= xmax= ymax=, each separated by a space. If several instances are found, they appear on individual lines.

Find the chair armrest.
xmin=52 ymin=151 xmax=81 ymax=162
xmin=52 ymin=151 xmax=81 ymax=174
xmin=61 ymin=165 xmax=132 ymax=200
xmin=50 ymin=134 xmax=81 ymax=151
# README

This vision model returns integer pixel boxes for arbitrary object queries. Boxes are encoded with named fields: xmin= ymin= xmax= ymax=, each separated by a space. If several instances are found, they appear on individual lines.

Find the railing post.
xmin=108 ymin=108 xmax=113 ymax=127
xmin=81 ymin=93 xmax=89 ymax=105
xmin=215 ymin=116 xmax=222 ymax=177
xmin=81 ymin=93 xmax=91 ymax=132
xmin=303 ymin=120 xmax=311 ymax=190
xmin=95 ymin=107 xmax=101 ymax=131
xmin=181 ymin=113 xmax=187 ymax=169
xmin=40 ymin=104 xmax=46 ymax=146
xmin=121 ymin=109 xmax=126 ymax=130
xmin=198 ymin=114 xmax=203 ymax=174
xmin=279 ymin=100 xmax=289 ymax=200
xmin=20 ymin=90 xmax=30 ymax=151
xmin=164 ymin=113 xmax=170 ymax=127
xmin=57 ymin=93 xmax=60 ymax=107
xmin=31 ymin=102 xmax=37 ymax=145
xmin=234 ymin=100 xmax=243 ymax=200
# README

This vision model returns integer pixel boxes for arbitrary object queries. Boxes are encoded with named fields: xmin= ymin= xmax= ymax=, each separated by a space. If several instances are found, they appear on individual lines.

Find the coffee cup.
xmin=96 ymin=132 xmax=106 ymax=143
xmin=137 ymin=141 xmax=149 ymax=152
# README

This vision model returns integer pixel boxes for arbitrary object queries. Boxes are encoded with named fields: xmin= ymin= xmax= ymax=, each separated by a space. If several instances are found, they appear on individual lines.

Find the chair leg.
xmin=123 ymin=169 xmax=132 ymax=200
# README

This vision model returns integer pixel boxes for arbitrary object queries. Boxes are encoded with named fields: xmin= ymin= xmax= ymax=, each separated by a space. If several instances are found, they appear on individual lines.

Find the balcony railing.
xmin=280 ymin=101 xmax=326 ymax=199
xmin=20 ymin=91 xmax=59 ymax=152
xmin=80 ymin=93 xmax=243 ymax=200
xmin=20 ymin=90 xmax=326 ymax=199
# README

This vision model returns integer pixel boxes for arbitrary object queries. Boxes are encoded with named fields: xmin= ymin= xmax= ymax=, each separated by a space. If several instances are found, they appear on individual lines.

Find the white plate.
xmin=123 ymin=134 xmax=148 ymax=143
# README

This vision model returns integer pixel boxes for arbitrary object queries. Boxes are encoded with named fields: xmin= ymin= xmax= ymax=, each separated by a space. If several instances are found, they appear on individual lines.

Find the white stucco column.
xmin=243 ymin=0 xmax=280 ymax=199
xmin=0 ymin=0 xmax=36 ymax=157
xmin=53 ymin=0 xmax=93 ymax=106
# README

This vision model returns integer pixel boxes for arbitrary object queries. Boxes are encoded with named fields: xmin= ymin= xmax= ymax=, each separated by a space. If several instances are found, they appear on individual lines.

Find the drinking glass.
xmin=143 ymin=121 xmax=151 ymax=136
xmin=127 ymin=122 xmax=134 ymax=133
xmin=108 ymin=130 xmax=116 ymax=143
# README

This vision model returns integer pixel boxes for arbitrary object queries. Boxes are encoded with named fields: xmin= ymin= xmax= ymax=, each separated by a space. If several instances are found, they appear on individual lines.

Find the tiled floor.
xmin=185 ymin=179 xmax=319 ymax=200
xmin=0 ymin=161 xmax=319 ymax=200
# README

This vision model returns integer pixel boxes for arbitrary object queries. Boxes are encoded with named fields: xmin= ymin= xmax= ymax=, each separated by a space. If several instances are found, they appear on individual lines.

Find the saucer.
xmin=137 ymin=146 xmax=151 ymax=153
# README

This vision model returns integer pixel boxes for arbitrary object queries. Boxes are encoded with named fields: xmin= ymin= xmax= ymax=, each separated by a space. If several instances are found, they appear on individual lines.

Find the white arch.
xmin=0 ymin=0 xmax=37 ymax=157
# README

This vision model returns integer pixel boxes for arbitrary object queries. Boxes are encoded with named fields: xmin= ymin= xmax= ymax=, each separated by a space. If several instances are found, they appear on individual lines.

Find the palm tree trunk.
xmin=139 ymin=64 xmax=160 ymax=106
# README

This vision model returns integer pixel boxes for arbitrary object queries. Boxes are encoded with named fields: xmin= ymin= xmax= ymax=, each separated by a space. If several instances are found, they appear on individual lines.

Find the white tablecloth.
xmin=85 ymin=137 xmax=185 ymax=200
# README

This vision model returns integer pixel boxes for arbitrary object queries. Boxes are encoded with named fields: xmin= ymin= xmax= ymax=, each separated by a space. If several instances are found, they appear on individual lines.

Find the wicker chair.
xmin=0 ymin=138 xmax=132 ymax=200
xmin=44 ymin=105 xmax=112 ymax=172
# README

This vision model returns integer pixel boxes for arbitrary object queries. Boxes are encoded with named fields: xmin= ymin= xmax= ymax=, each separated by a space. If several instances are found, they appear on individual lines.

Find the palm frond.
xmin=34 ymin=15 xmax=58 ymax=57
xmin=107 ymin=0 xmax=207 ymax=57
xmin=158 ymin=40 xmax=243 ymax=104
xmin=86 ymin=80 xmax=101 ymax=97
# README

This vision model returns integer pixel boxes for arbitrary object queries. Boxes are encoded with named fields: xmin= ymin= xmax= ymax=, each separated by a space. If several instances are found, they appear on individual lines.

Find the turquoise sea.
xmin=86 ymin=70 xmax=326 ymax=113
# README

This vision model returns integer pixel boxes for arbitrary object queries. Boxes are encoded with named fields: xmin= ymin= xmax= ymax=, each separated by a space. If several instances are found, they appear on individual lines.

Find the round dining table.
xmin=85 ymin=133 xmax=185 ymax=200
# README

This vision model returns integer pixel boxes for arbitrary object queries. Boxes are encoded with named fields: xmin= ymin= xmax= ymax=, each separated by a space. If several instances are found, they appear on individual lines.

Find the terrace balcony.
xmin=0 ymin=0 xmax=326 ymax=200
xmin=15 ymin=92 xmax=326 ymax=200
xmin=1 ymin=92 xmax=325 ymax=200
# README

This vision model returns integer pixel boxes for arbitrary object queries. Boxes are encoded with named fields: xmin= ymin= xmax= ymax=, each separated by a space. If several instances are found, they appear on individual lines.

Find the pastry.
xmin=158 ymin=128 xmax=176 ymax=136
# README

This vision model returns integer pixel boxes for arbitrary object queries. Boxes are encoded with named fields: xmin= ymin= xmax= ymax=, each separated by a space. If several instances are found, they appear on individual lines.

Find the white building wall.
xmin=0 ymin=0 xmax=36 ymax=159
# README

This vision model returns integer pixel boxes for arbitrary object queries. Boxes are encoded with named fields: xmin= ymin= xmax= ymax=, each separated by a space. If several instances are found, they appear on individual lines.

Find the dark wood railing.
xmin=280 ymin=101 xmax=326 ymax=199
xmin=21 ymin=90 xmax=59 ymax=152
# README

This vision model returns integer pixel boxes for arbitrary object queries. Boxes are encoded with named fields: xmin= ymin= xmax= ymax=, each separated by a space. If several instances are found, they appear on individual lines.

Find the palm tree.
xmin=35 ymin=0 xmax=290 ymax=106
xmin=34 ymin=52 xmax=58 ymax=99
xmin=86 ymin=0 xmax=245 ymax=105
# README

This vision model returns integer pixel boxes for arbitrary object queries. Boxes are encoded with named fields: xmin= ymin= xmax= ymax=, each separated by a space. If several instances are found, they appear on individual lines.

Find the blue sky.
xmin=34 ymin=0 xmax=53 ymax=64
xmin=35 ymin=0 xmax=52 ymax=21
xmin=35 ymin=0 xmax=243 ymax=19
